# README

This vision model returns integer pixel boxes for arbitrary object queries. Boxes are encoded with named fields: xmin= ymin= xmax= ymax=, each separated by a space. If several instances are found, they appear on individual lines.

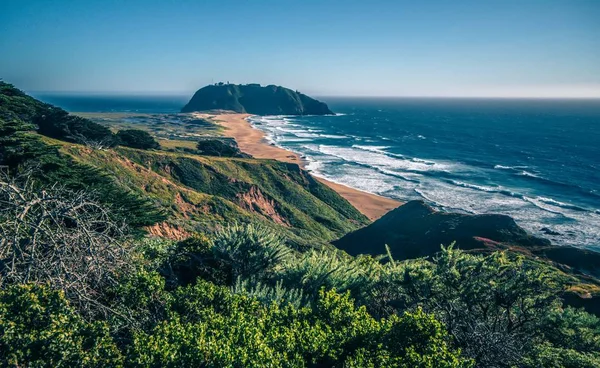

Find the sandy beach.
xmin=196 ymin=113 xmax=401 ymax=220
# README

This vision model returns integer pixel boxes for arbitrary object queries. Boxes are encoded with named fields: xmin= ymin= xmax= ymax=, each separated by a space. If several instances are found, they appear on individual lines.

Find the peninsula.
xmin=181 ymin=83 xmax=334 ymax=115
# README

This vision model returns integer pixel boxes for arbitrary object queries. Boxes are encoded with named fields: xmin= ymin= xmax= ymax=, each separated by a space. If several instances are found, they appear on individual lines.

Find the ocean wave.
xmin=523 ymin=196 xmax=570 ymax=216
xmin=376 ymin=168 xmax=422 ymax=183
xmin=494 ymin=164 xmax=529 ymax=170
xmin=304 ymin=158 xmax=323 ymax=173
xmin=534 ymin=196 xmax=588 ymax=212
xmin=519 ymin=170 xmax=541 ymax=178
xmin=352 ymin=145 xmax=405 ymax=159
xmin=318 ymin=145 xmax=456 ymax=174
xmin=449 ymin=180 xmax=504 ymax=194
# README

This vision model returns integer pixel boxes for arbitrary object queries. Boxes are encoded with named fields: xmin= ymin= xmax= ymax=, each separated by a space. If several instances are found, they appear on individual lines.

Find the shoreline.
xmin=196 ymin=113 xmax=401 ymax=220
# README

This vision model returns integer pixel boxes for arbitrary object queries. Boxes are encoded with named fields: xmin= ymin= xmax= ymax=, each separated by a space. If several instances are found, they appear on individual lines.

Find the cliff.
xmin=332 ymin=200 xmax=550 ymax=259
xmin=181 ymin=83 xmax=334 ymax=115
xmin=333 ymin=200 xmax=600 ymax=315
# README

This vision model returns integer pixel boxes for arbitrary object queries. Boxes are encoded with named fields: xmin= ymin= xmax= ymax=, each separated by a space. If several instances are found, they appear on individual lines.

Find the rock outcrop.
xmin=332 ymin=200 xmax=550 ymax=259
xmin=181 ymin=83 xmax=334 ymax=115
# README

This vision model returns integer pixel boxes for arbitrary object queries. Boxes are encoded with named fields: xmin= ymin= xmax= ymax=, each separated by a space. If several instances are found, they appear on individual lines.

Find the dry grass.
xmin=159 ymin=139 xmax=198 ymax=150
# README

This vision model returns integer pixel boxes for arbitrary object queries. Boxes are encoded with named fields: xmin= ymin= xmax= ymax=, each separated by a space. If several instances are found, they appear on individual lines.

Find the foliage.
xmin=129 ymin=281 xmax=471 ymax=367
xmin=0 ymin=83 xmax=165 ymax=228
xmin=1 ymin=82 xmax=598 ymax=367
xmin=395 ymin=246 xmax=566 ymax=367
xmin=277 ymin=249 xmax=367 ymax=298
xmin=0 ymin=284 xmax=122 ymax=367
xmin=158 ymin=234 xmax=231 ymax=287
xmin=521 ymin=307 xmax=600 ymax=367
xmin=232 ymin=277 xmax=306 ymax=308
xmin=35 ymin=108 xmax=117 ymax=148
xmin=211 ymin=223 xmax=291 ymax=279
xmin=196 ymin=138 xmax=248 ymax=157
xmin=116 ymin=129 xmax=160 ymax=150
xmin=0 ymin=170 xmax=134 ymax=318
xmin=0 ymin=81 xmax=116 ymax=147
xmin=160 ymin=224 xmax=291 ymax=287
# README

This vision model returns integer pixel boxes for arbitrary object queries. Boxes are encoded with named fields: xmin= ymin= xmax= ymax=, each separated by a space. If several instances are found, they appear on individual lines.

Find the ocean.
xmin=35 ymin=94 xmax=600 ymax=251
xmin=248 ymin=98 xmax=600 ymax=251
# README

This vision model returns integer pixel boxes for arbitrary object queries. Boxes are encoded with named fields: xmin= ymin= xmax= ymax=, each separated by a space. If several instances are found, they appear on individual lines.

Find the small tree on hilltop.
xmin=116 ymin=129 xmax=160 ymax=150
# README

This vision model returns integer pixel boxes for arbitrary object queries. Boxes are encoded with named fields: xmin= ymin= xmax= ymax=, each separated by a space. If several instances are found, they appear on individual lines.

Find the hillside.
xmin=0 ymin=81 xmax=366 ymax=248
xmin=333 ymin=200 xmax=600 ymax=313
xmin=181 ymin=83 xmax=334 ymax=115
xmin=3 ymin=82 xmax=600 ymax=367
xmin=57 ymin=142 xmax=369 ymax=247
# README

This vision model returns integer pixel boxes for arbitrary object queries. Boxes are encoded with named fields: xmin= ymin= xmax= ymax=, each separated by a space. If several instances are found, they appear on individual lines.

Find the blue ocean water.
xmin=248 ymin=98 xmax=600 ymax=250
xmin=36 ymin=94 xmax=600 ymax=250
xmin=33 ymin=94 xmax=188 ymax=114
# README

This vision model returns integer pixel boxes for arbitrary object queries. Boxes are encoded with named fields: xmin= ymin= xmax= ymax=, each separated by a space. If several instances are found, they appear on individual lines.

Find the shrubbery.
xmin=196 ymin=138 xmax=248 ymax=157
xmin=117 ymin=129 xmax=160 ymax=150
xmin=0 ymin=284 xmax=122 ymax=367
xmin=2 ymin=213 xmax=599 ymax=367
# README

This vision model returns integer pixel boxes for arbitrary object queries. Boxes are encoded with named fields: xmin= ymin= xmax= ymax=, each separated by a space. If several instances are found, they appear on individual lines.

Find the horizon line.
xmin=28 ymin=90 xmax=600 ymax=100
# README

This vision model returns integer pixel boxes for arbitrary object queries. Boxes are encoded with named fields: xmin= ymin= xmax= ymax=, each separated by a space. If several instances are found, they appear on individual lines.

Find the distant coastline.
xmin=194 ymin=112 xmax=401 ymax=220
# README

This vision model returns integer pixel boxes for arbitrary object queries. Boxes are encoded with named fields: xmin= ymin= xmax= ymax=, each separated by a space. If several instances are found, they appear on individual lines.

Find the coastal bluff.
xmin=181 ymin=83 xmax=334 ymax=115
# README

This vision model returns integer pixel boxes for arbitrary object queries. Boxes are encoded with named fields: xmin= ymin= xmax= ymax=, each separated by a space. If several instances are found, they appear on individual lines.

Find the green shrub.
xmin=196 ymin=138 xmax=248 ymax=157
xmin=117 ymin=129 xmax=160 ymax=150
xmin=211 ymin=223 xmax=291 ymax=280
xmin=160 ymin=234 xmax=230 ymax=286
xmin=129 ymin=282 xmax=471 ymax=368
xmin=0 ymin=284 xmax=122 ymax=367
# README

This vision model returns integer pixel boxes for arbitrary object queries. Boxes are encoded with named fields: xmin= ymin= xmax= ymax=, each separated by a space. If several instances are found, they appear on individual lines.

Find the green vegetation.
xmin=181 ymin=83 xmax=334 ymax=115
xmin=196 ymin=138 xmax=249 ymax=157
xmin=1 ymin=82 xmax=599 ymax=367
xmin=117 ymin=129 xmax=160 ymax=149
xmin=74 ymin=112 xmax=221 ymax=151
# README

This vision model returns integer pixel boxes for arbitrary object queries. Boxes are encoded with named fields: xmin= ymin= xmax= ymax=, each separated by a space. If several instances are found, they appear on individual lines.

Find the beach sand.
xmin=196 ymin=113 xmax=401 ymax=220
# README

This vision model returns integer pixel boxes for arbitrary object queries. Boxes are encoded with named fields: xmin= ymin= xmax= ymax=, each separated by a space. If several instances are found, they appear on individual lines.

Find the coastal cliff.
xmin=181 ymin=83 xmax=334 ymax=115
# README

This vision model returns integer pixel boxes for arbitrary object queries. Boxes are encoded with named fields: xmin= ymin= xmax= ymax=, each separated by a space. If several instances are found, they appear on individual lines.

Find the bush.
xmin=0 ymin=284 xmax=122 ymax=367
xmin=211 ymin=223 xmax=291 ymax=280
xmin=128 ymin=281 xmax=471 ymax=368
xmin=117 ymin=129 xmax=160 ymax=150
xmin=0 ymin=171 xmax=135 ymax=318
xmin=159 ymin=234 xmax=230 ymax=287
xmin=35 ymin=108 xmax=117 ymax=148
xmin=196 ymin=138 xmax=248 ymax=157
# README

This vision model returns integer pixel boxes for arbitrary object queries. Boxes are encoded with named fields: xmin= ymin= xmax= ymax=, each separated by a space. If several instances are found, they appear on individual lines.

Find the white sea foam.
xmin=305 ymin=157 xmax=323 ymax=173
xmin=318 ymin=145 xmax=456 ymax=174
xmin=520 ymin=170 xmax=541 ymax=178
xmin=247 ymin=113 xmax=600 ymax=251
xmin=494 ymin=164 xmax=529 ymax=170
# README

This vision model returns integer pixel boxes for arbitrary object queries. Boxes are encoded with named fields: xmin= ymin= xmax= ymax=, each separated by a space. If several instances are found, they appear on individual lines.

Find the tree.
xmin=0 ymin=170 xmax=134 ymax=319
xmin=371 ymin=246 xmax=567 ymax=367
xmin=196 ymin=138 xmax=247 ymax=157
xmin=116 ymin=129 xmax=160 ymax=150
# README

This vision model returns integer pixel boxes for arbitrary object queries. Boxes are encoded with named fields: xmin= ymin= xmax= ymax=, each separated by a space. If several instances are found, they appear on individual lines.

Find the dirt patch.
xmin=145 ymin=222 xmax=191 ymax=240
xmin=237 ymin=186 xmax=290 ymax=226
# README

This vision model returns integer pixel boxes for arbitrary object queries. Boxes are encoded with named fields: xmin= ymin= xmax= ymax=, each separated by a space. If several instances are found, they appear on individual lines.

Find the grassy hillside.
xmin=50 ymin=137 xmax=368 ymax=248
xmin=1 ymin=81 xmax=366 ymax=248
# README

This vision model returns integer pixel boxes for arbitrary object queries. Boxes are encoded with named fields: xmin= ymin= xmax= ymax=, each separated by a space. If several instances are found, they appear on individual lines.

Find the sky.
xmin=1 ymin=0 xmax=599 ymax=97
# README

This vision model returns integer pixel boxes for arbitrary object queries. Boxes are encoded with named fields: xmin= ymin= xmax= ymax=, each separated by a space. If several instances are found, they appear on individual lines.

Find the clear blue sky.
xmin=1 ymin=0 xmax=599 ymax=97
